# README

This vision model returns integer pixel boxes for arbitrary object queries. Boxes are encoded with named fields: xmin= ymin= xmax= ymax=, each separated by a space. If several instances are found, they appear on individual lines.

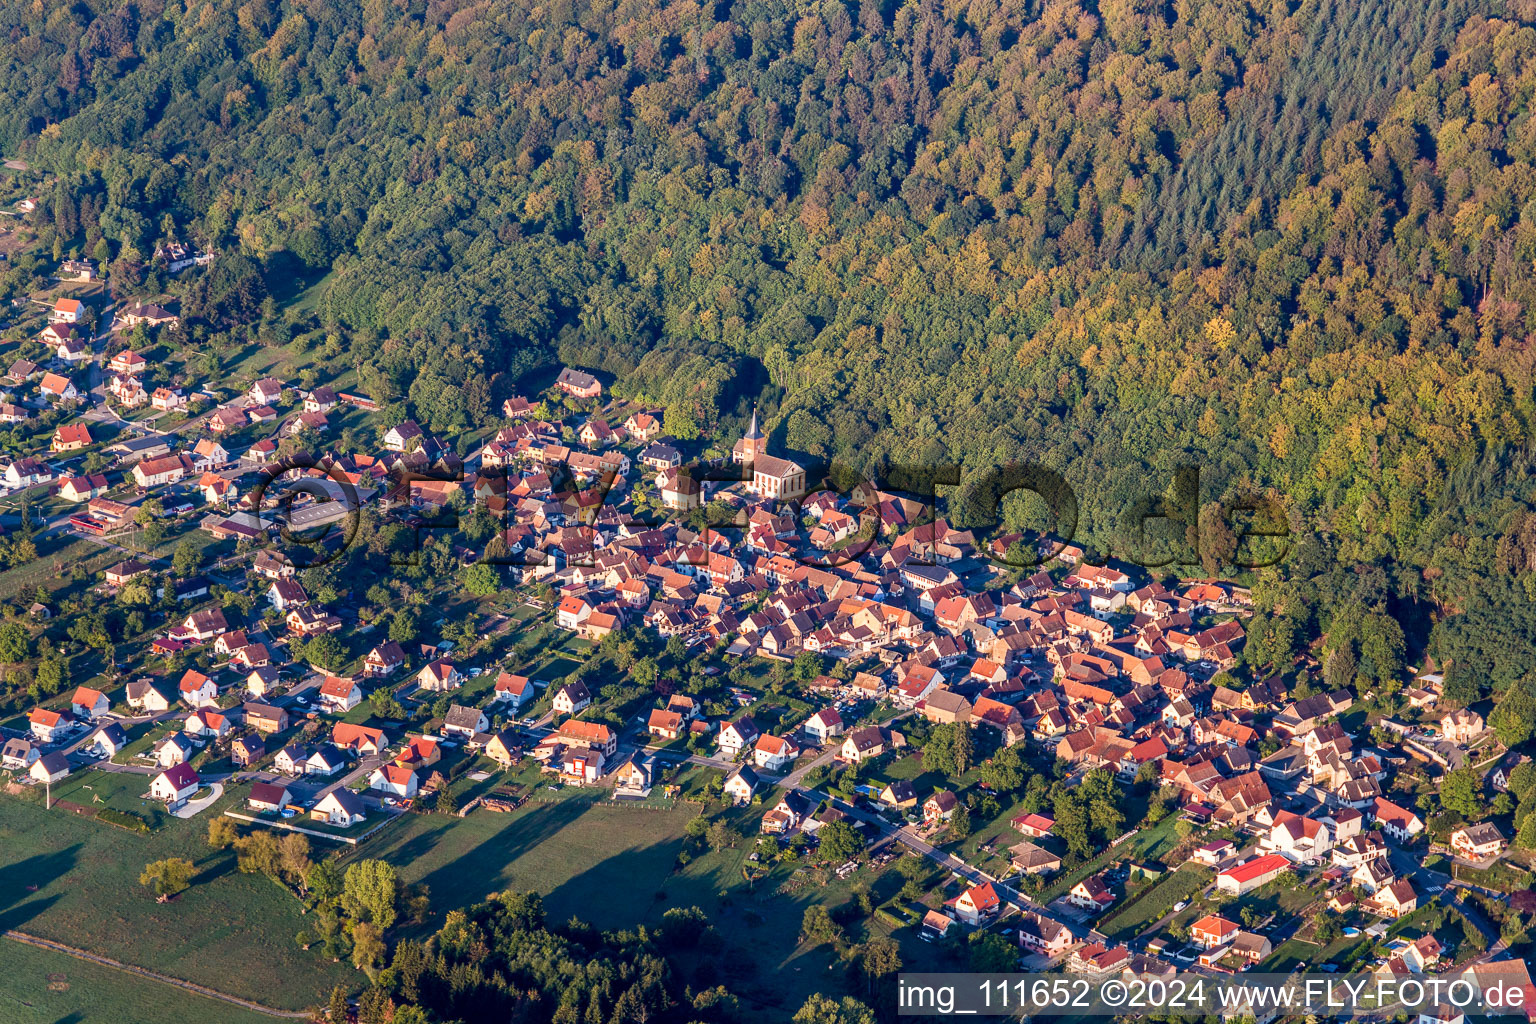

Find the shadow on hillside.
xmin=0 ymin=844 xmax=78 ymax=933
xmin=411 ymin=798 xmax=594 ymax=908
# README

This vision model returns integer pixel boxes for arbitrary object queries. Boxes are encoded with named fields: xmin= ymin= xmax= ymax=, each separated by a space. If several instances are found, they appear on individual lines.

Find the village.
xmin=0 ymin=269 xmax=1534 ymax=1020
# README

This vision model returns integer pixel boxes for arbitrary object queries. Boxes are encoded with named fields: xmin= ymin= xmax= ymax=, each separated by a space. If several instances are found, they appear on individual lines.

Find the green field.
xmin=363 ymin=795 xmax=945 ymax=1015
xmin=0 ymin=939 xmax=278 ymax=1024
xmin=0 ymin=795 xmax=352 ymax=1012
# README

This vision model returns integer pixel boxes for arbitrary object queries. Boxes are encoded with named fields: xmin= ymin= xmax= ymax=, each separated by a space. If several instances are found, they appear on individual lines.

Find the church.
xmin=731 ymin=407 xmax=806 ymax=500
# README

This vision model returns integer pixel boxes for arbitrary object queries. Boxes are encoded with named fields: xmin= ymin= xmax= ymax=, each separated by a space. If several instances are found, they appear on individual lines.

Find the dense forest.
xmin=3 ymin=0 xmax=1536 ymax=693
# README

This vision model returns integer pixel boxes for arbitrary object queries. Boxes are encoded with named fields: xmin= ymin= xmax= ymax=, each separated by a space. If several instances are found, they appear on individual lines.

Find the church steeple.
xmin=745 ymin=403 xmax=763 ymax=440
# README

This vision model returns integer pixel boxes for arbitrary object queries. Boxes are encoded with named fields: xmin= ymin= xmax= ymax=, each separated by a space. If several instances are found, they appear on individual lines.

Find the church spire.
xmin=745 ymin=403 xmax=763 ymax=440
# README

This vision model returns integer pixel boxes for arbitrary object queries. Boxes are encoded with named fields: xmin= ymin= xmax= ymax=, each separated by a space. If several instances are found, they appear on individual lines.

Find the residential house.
xmin=952 ymin=882 xmax=1002 ymax=926
xmin=363 ymin=641 xmax=405 ymax=678
xmin=69 ymin=686 xmax=109 ymax=719
xmin=248 ymin=782 xmax=291 ymax=812
xmin=311 ymin=788 xmax=366 ymax=827
xmin=417 ymin=660 xmax=462 ymax=692
xmin=719 ymin=716 xmax=760 ymax=758
xmin=552 ymin=680 xmax=591 ymax=715
xmin=443 ymin=704 xmax=489 ymax=738
xmin=1450 ymin=823 xmax=1506 ymax=860
xmin=723 ymin=765 xmax=759 ymax=805
xmin=28 ymin=708 xmax=75 ymax=743
xmin=316 ymin=676 xmax=362 ymax=713
xmin=369 ymin=764 xmax=420 ymax=800
xmin=150 ymin=763 xmax=200 ymax=805
xmin=31 ymin=752 xmax=71 ymax=784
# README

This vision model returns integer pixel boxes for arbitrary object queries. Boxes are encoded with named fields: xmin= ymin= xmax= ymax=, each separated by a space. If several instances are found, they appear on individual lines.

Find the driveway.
xmin=172 ymin=781 xmax=224 ymax=818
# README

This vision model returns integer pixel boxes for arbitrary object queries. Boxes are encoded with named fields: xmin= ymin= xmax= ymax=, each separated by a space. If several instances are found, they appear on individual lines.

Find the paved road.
xmin=172 ymin=781 xmax=224 ymax=818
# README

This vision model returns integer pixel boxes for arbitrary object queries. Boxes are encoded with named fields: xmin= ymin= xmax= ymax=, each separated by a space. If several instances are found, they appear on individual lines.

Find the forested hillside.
xmin=4 ymin=0 xmax=1536 ymax=688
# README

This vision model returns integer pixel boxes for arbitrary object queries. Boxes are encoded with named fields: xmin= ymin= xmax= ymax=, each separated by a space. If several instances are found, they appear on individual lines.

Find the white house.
xmin=416 ymin=660 xmax=462 ymax=692
xmin=316 ymin=676 xmax=362 ymax=713
xmin=803 ymin=708 xmax=844 ymax=744
xmin=718 ymin=716 xmax=760 ymax=759
xmin=752 ymin=734 xmax=799 ymax=771
xmin=177 ymin=670 xmax=218 ymax=708
xmin=150 ymin=763 xmax=201 ymax=805
xmin=442 ymin=704 xmax=489 ymax=738
xmin=69 ymin=686 xmax=110 ymax=719
xmin=311 ymin=788 xmax=367 ymax=827
xmin=368 ymin=764 xmax=420 ymax=800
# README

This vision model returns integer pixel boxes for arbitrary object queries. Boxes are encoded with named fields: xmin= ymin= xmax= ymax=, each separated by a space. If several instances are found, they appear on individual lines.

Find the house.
xmin=287 ymin=605 xmax=343 ymax=637
xmin=70 ymin=686 xmax=109 ymax=719
xmin=1 ymin=737 xmax=39 ymax=770
xmin=152 ymin=388 xmax=187 ymax=412
xmin=178 ymin=670 xmax=218 ymax=707
xmin=363 ymin=641 xmax=405 ymax=678
xmin=50 ymin=297 xmax=84 ymax=323
xmin=840 ymin=726 xmax=885 ymax=762
xmin=1262 ymin=810 xmax=1335 ymax=864
xmin=383 ymin=420 xmax=424 ymax=452
xmin=273 ymin=745 xmax=310 ymax=775
xmin=1216 ymin=854 xmax=1291 ymax=896
xmin=267 ymin=579 xmax=309 ymax=612
xmin=231 ymin=735 xmax=265 ymax=766
xmin=316 ymin=676 xmax=362 ymax=713
xmin=923 ymin=789 xmax=958 ymax=822
xmin=369 ymin=764 xmax=420 ymax=800
xmin=28 ymin=708 xmax=75 ymax=743
xmin=30 ymin=752 xmax=71 ymax=784
xmin=1012 ymin=812 xmax=1055 ymax=838
xmin=1009 ymin=841 xmax=1061 ymax=876
xmin=38 ymin=372 xmax=77 ymax=402
xmin=191 ymin=438 xmax=229 ymax=469
xmin=305 ymin=745 xmax=347 ymax=775
xmin=1228 ymin=931 xmax=1272 ymax=964
xmin=485 ymin=730 xmax=522 ymax=768
xmin=1366 ymin=878 xmax=1419 ymax=919
xmin=493 ymin=671 xmax=533 ymax=708
xmin=803 ymin=708 xmax=844 ymax=743
xmin=83 ymin=721 xmax=126 ymax=761
xmin=132 ymin=454 xmax=193 ymax=488
xmin=1441 ymin=708 xmax=1486 ymax=745
xmin=154 ymin=733 xmax=195 ymax=768
xmin=3 ymin=456 xmax=52 ymax=489
xmin=724 ymin=765 xmax=759 ymax=805
xmin=1016 ymin=912 xmax=1074 ymax=956
xmin=245 ymin=667 xmax=280 ymax=699
xmin=719 ymin=716 xmax=760 ymax=758
xmin=417 ymin=660 xmax=462 ymax=692
xmin=51 ymin=423 xmax=92 ymax=453
xmin=150 ymin=763 xmax=201 ymax=805
xmin=332 ymin=723 xmax=388 ymax=757
xmin=558 ymin=746 xmax=605 ymax=785
xmin=59 ymin=474 xmax=108 ymax=502
xmin=248 ymin=781 xmax=291 ymax=812
xmin=1450 ymin=822 xmax=1506 ymax=860
xmin=1067 ymin=874 xmax=1116 ymax=912
xmin=118 ymin=300 xmax=179 ymax=328
xmin=556 ymin=367 xmax=602 ymax=399
xmin=311 ymin=788 xmax=367 ymax=827
xmin=176 ymin=608 xmax=228 ymax=643
xmin=923 ymin=688 xmax=973 ymax=725
xmin=183 ymin=709 xmax=231 ymax=740
xmin=952 ymin=881 xmax=1001 ymax=926
xmin=648 ymin=708 xmax=684 ymax=740
xmin=1371 ymin=797 xmax=1425 ymax=842
xmin=1190 ymin=915 xmax=1241 ymax=950
xmin=1193 ymin=838 xmax=1234 ymax=866
xmin=249 ymin=378 xmax=285 ymax=405
xmin=108 ymin=349 xmax=148 ymax=374
xmin=555 ymin=719 xmax=617 ymax=756
xmin=551 ymin=680 xmax=591 ymax=715
xmin=395 ymin=736 xmax=441 ymax=770
xmin=753 ymin=734 xmax=799 ymax=771
xmin=443 ymin=704 xmax=489 ymax=738
xmin=880 ymin=779 xmax=918 ymax=810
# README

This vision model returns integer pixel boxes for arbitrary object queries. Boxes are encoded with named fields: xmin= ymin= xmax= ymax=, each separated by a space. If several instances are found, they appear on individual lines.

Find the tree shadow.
xmin=0 ymin=845 xmax=77 ymax=934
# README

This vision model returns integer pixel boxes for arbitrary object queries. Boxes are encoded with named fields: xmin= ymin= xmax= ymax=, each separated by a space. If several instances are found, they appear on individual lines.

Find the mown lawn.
xmin=0 ymin=794 xmax=353 ymax=1011
xmin=0 ymin=938 xmax=279 ymax=1024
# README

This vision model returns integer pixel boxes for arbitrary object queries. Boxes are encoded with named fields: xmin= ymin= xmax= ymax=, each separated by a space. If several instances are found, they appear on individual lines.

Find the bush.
xmin=96 ymin=808 xmax=152 ymax=833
